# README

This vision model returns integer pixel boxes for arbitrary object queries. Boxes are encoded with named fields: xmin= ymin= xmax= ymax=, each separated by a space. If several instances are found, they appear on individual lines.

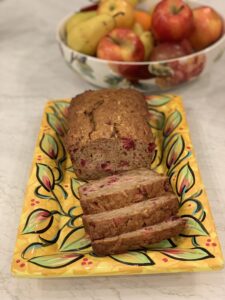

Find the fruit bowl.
xmin=56 ymin=0 xmax=225 ymax=92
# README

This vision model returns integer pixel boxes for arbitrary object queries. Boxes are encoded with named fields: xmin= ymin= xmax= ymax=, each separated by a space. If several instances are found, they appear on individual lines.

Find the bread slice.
xmin=83 ymin=193 xmax=178 ymax=240
xmin=92 ymin=217 xmax=185 ymax=256
xmin=79 ymin=168 xmax=172 ymax=214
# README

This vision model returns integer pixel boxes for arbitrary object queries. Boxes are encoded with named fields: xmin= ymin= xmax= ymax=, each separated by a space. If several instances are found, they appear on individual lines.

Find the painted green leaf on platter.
xmin=40 ymin=134 xmax=58 ymax=160
xmin=147 ymin=95 xmax=172 ymax=107
xmin=22 ymin=209 xmax=53 ymax=234
xmin=22 ymin=242 xmax=46 ymax=259
xmin=60 ymin=227 xmax=91 ymax=252
xmin=166 ymin=135 xmax=184 ymax=168
xmin=159 ymin=247 xmax=214 ymax=261
xmin=55 ymin=101 xmax=69 ymax=118
xmin=56 ymin=184 xmax=68 ymax=199
xmin=176 ymin=163 xmax=195 ymax=196
xmin=148 ymin=109 xmax=165 ymax=130
xmin=110 ymin=251 xmax=155 ymax=266
xmin=164 ymin=110 xmax=182 ymax=137
xmin=147 ymin=239 xmax=176 ymax=250
xmin=28 ymin=253 xmax=83 ymax=269
xmin=36 ymin=163 xmax=55 ymax=192
xmin=47 ymin=113 xmax=66 ymax=136
xmin=181 ymin=215 xmax=209 ymax=237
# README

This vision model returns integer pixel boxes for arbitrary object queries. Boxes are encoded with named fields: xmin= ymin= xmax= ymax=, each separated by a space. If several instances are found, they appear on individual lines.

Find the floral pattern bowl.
xmin=56 ymin=0 xmax=225 ymax=92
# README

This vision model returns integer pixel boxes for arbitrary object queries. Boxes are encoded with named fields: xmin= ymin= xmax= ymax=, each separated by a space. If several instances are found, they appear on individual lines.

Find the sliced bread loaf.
xmin=79 ymin=168 xmax=172 ymax=214
xmin=92 ymin=217 xmax=185 ymax=256
xmin=83 ymin=193 xmax=179 ymax=240
xmin=64 ymin=89 xmax=155 ymax=180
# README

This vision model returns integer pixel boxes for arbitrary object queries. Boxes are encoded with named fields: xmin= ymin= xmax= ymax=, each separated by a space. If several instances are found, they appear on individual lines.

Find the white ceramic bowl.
xmin=56 ymin=0 xmax=225 ymax=92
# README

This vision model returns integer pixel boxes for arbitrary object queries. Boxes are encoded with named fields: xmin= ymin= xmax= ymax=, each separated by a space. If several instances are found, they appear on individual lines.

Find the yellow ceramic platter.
xmin=12 ymin=95 xmax=224 ymax=277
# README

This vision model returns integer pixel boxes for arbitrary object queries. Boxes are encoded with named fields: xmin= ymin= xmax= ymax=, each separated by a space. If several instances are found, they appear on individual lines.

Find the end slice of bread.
xmin=92 ymin=217 xmax=185 ymax=256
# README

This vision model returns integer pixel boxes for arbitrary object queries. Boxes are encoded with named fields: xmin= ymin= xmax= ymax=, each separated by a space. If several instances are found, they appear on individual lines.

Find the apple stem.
xmin=171 ymin=5 xmax=184 ymax=15
xmin=108 ymin=36 xmax=121 ymax=46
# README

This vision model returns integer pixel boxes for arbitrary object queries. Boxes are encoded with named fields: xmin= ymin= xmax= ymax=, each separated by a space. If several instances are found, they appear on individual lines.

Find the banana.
xmin=66 ymin=14 xmax=116 ymax=56
xmin=65 ymin=11 xmax=97 ymax=33
xmin=140 ymin=31 xmax=154 ymax=60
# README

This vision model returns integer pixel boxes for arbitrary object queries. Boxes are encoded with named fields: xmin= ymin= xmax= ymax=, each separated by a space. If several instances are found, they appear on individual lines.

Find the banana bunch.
xmin=66 ymin=11 xmax=116 ymax=56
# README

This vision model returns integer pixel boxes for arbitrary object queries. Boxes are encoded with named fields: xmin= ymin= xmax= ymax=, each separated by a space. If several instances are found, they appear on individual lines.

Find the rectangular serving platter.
xmin=12 ymin=94 xmax=224 ymax=277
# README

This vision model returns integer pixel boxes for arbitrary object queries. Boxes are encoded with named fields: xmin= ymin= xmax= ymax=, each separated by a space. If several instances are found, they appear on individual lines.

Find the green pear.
xmin=140 ymin=31 xmax=154 ymax=60
xmin=65 ymin=11 xmax=97 ymax=34
xmin=67 ymin=14 xmax=116 ymax=56
xmin=133 ymin=22 xmax=144 ymax=36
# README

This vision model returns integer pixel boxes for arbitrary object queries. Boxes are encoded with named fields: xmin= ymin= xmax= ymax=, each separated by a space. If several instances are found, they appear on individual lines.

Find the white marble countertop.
xmin=0 ymin=0 xmax=225 ymax=299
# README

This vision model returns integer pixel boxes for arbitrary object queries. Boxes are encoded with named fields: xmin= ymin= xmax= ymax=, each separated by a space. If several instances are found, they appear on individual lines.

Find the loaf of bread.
xmin=83 ymin=193 xmax=179 ymax=240
xmin=66 ymin=89 xmax=183 ymax=256
xmin=79 ymin=168 xmax=172 ymax=214
xmin=92 ymin=217 xmax=186 ymax=256
xmin=65 ymin=89 xmax=155 ymax=180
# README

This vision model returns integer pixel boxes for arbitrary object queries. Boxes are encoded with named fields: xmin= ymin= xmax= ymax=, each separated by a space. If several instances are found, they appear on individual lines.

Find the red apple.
xmin=152 ymin=0 xmax=194 ymax=42
xmin=150 ymin=40 xmax=193 ymax=61
xmin=189 ymin=6 xmax=224 ymax=51
xmin=97 ymin=28 xmax=145 ymax=62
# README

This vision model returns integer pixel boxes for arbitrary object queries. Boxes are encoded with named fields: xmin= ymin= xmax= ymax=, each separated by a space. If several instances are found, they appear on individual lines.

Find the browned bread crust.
xmin=79 ymin=168 xmax=172 ymax=214
xmin=83 ymin=193 xmax=179 ymax=240
xmin=65 ymin=89 xmax=155 ymax=180
xmin=92 ymin=217 xmax=185 ymax=256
